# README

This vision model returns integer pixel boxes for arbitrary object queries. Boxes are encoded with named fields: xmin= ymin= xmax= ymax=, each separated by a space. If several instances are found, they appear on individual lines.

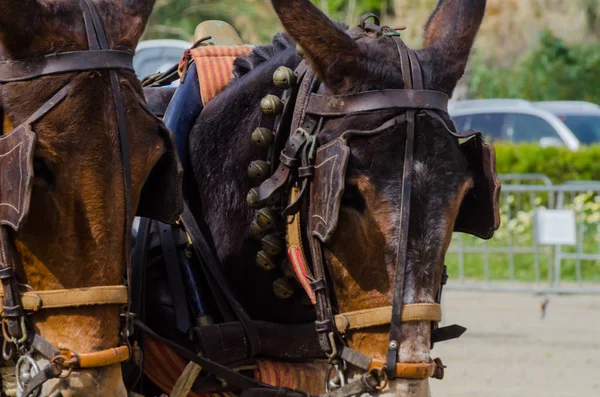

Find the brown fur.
xmin=0 ymin=1 xmax=162 ymax=396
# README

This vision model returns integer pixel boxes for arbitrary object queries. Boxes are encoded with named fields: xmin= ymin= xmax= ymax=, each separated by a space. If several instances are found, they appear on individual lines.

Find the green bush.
xmin=493 ymin=142 xmax=600 ymax=183
xmin=470 ymin=29 xmax=600 ymax=104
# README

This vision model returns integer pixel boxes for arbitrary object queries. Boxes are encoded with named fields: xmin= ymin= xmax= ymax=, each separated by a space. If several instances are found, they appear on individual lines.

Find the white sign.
xmin=534 ymin=209 xmax=576 ymax=246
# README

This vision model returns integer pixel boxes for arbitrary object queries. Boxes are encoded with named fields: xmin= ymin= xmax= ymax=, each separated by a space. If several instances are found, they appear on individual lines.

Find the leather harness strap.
xmin=385 ymin=36 xmax=420 ymax=379
xmin=305 ymin=89 xmax=449 ymax=116
xmin=0 ymin=285 xmax=128 ymax=313
xmin=334 ymin=304 xmax=442 ymax=335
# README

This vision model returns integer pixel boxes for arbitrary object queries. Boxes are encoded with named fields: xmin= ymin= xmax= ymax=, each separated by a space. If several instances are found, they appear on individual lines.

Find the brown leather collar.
xmin=0 ymin=50 xmax=133 ymax=83
xmin=305 ymin=89 xmax=449 ymax=116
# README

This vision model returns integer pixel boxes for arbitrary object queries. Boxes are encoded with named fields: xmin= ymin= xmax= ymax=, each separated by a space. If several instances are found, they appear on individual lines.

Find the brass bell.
xmin=261 ymin=95 xmax=284 ymax=116
xmin=273 ymin=277 xmax=295 ymax=299
xmin=256 ymin=207 xmax=277 ymax=230
xmin=250 ymin=219 xmax=267 ymax=240
xmin=247 ymin=188 xmax=262 ymax=208
xmin=273 ymin=66 xmax=297 ymax=89
xmin=248 ymin=160 xmax=270 ymax=181
xmin=261 ymin=234 xmax=285 ymax=257
xmin=256 ymin=250 xmax=276 ymax=271
xmin=296 ymin=44 xmax=304 ymax=58
xmin=251 ymin=127 xmax=274 ymax=148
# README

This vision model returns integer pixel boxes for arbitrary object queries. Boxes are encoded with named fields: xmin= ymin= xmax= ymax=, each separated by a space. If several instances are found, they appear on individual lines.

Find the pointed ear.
xmin=119 ymin=0 xmax=156 ymax=43
xmin=0 ymin=1 xmax=42 ymax=54
xmin=108 ymin=0 xmax=156 ymax=50
xmin=419 ymin=0 xmax=486 ymax=95
xmin=271 ymin=0 xmax=364 ymax=91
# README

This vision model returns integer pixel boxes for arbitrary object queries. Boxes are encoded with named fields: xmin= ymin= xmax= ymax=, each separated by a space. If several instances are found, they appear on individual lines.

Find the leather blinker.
xmin=453 ymin=130 xmax=501 ymax=240
xmin=0 ymin=124 xmax=36 ymax=231
xmin=135 ymin=122 xmax=184 ymax=225
xmin=310 ymin=138 xmax=350 ymax=243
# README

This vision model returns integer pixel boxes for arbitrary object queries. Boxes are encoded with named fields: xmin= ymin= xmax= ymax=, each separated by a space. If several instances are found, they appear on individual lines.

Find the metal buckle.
xmin=324 ymin=360 xmax=347 ymax=392
xmin=16 ymin=352 xmax=41 ymax=397
xmin=120 ymin=311 xmax=136 ymax=339
xmin=2 ymin=317 xmax=29 ymax=360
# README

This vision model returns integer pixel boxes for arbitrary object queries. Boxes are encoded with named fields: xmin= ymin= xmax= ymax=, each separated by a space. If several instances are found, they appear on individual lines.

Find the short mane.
xmin=232 ymin=32 xmax=294 ymax=79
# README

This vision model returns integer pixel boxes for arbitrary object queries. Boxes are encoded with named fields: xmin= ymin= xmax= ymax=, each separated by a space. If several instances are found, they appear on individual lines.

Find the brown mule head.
xmin=0 ymin=1 xmax=181 ymax=396
xmin=271 ymin=0 xmax=487 ymax=395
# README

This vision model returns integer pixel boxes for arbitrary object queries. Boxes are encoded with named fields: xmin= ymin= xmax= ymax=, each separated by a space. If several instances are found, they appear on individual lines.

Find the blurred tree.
xmin=143 ymin=0 xmax=386 ymax=44
xmin=470 ymin=29 xmax=600 ymax=104
xmin=143 ymin=0 xmax=280 ymax=44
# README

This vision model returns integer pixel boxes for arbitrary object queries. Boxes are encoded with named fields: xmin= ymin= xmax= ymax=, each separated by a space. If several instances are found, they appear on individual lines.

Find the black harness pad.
xmin=310 ymin=138 xmax=350 ymax=243
xmin=453 ymin=130 xmax=501 ymax=240
xmin=0 ymin=125 xmax=36 ymax=231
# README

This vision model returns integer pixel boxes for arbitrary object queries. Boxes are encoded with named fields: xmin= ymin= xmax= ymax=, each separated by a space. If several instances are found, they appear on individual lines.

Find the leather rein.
xmin=250 ymin=20 xmax=466 ymax=395
xmin=0 ymin=1 xmax=135 ymax=396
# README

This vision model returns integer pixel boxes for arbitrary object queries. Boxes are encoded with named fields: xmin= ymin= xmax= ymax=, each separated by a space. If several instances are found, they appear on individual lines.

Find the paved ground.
xmin=429 ymin=290 xmax=600 ymax=397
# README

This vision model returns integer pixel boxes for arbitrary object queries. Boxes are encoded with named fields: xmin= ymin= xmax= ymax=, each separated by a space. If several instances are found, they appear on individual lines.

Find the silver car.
xmin=448 ymin=99 xmax=600 ymax=151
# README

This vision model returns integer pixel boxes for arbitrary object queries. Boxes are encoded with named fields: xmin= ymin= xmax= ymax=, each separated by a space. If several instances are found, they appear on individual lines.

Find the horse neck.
xmin=190 ymin=50 xmax=299 ymax=264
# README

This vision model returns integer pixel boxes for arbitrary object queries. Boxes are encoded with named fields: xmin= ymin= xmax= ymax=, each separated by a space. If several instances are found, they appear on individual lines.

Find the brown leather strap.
xmin=370 ymin=359 xmax=441 ymax=379
xmin=386 ymin=37 xmax=417 ymax=378
xmin=0 ymin=51 xmax=133 ymax=83
xmin=334 ymin=303 xmax=442 ymax=334
xmin=305 ymin=89 xmax=448 ymax=116
xmin=60 ymin=345 xmax=131 ymax=368
xmin=0 ymin=285 xmax=128 ymax=312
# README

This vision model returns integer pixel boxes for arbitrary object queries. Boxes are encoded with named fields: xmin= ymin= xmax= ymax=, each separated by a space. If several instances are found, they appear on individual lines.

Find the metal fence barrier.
xmin=447 ymin=174 xmax=600 ymax=294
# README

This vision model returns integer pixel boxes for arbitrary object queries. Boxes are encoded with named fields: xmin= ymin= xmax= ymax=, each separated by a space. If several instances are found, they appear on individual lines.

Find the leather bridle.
xmin=252 ymin=18 xmax=466 ymax=395
xmin=0 ymin=1 xmax=136 ymax=396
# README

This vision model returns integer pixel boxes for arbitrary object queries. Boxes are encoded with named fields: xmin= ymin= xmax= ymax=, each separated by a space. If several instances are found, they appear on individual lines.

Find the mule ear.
xmin=271 ymin=0 xmax=363 ymax=90
xmin=420 ymin=0 xmax=486 ymax=95
xmin=0 ymin=1 xmax=42 ymax=54
xmin=113 ymin=0 xmax=156 ymax=49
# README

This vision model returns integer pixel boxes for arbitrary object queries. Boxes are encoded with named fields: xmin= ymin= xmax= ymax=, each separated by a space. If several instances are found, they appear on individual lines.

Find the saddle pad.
xmin=182 ymin=45 xmax=252 ymax=106
xmin=142 ymin=336 xmax=327 ymax=396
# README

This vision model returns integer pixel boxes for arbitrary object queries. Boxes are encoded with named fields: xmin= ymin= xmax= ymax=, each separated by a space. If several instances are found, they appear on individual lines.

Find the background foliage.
xmin=470 ymin=29 xmax=600 ymax=104
xmin=494 ymin=143 xmax=600 ymax=183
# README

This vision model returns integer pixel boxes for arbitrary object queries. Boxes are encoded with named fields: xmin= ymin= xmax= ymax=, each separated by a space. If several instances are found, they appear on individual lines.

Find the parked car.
xmin=533 ymin=101 xmax=600 ymax=145
xmin=133 ymin=39 xmax=193 ymax=82
xmin=448 ymin=99 xmax=586 ymax=151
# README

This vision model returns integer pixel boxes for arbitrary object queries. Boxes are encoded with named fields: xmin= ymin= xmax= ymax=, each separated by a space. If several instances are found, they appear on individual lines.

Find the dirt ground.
xmin=428 ymin=290 xmax=600 ymax=397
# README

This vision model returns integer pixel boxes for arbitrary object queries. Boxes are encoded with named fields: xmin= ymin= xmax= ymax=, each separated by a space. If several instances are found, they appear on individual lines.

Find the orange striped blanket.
xmin=143 ymin=335 xmax=327 ymax=397
xmin=179 ymin=45 xmax=253 ymax=106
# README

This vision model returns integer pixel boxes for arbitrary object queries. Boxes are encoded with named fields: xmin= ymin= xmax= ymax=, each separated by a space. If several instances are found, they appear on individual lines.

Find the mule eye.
xmin=33 ymin=157 xmax=55 ymax=186
xmin=342 ymin=184 xmax=366 ymax=212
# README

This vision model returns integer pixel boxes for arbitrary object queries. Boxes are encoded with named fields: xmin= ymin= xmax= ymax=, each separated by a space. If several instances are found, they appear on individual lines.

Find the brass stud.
xmin=256 ymin=208 xmax=277 ymax=230
xmin=273 ymin=66 xmax=297 ymax=89
xmin=261 ymin=95 xmax=284 ymax=116
xmin=251 ymin=127 xmax=274 ymax=148
xmin=261 ymin=234 xmax=285 ymax=257
xmin=296 ymin=44 xmax=304 ymax=58
xmin=256 ymin=250 xmax=276 ymax=271
xmin=248 ymin=160 xmax=270 ymax=181
xmin=250 ymin=219 xmax=267 ymax=240
xmin=273 ymin=277 xmax=295 ymax=299
xmin=247 ymin=188 xmax=262 ymax=208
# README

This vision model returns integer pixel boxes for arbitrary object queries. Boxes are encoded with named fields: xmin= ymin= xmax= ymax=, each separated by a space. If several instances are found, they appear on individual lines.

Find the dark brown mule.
xmin=0 ymin=1 xmax=180 ymax=396
xmin=185 ymin=0 xmax=495 ymax=395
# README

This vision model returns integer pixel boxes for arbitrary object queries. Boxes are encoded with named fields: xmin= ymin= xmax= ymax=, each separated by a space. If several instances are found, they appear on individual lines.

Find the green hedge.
xmin=492 ymin=143 xmax=600 ymax=183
